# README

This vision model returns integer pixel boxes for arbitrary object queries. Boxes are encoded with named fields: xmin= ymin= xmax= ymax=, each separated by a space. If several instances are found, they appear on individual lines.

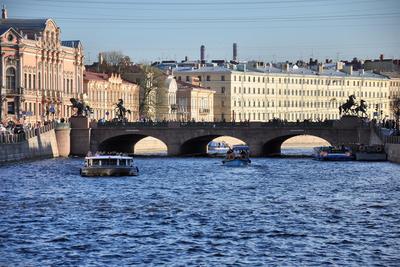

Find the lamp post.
xmin=0 ymin=86 xmax=5 ymax=123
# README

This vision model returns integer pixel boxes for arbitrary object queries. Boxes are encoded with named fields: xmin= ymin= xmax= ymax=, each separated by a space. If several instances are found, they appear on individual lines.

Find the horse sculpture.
xmin=70 ymin=98 xmax=92 ymax=117
xmin=354 ymin=99 xmax=368 ymax=117
xmin=113 ymin=99 xmax=131 ymax=122
xmin=339 ymin=95 xmax=357 ymax=115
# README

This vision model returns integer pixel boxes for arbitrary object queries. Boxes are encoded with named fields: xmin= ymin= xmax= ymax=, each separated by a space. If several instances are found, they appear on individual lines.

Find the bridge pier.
xmin=167 ymin=143 xmax=181 ymax=157
xmin=246 ymin=140 xmax=265 ymax=157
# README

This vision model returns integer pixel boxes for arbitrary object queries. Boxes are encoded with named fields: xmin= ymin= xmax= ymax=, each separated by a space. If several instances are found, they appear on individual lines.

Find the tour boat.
xmin=313 ymin=146 xmax=354 ymax=161
xmin=222 ymin=145 xmax=251 ymax=166
xmin=80 ymin=154 xmax=139 ymax=177
xmin=207 ymin=141 xmax=230 ymax=156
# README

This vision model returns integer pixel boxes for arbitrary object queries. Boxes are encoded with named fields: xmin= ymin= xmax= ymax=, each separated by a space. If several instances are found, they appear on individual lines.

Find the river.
xmin=1 ymin=156 xmax=399 ymax=266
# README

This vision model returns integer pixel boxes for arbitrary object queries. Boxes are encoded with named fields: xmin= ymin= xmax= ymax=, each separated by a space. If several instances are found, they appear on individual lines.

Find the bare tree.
xmin=101 ymin=51 xmax=126 ymax=66
xmin=135 ymin=65 xmax=164 ymax=120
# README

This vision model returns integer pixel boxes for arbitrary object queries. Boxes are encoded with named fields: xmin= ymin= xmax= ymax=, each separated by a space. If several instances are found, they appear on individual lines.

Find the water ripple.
xmin=0 ymin=157 xmax=400 ymax=266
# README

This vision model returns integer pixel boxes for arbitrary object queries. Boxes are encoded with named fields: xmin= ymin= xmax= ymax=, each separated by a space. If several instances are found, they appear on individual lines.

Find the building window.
xmin=6 ymin=68 xmax=16 ymax=90
xmin=221 ymin=87 xmax=225 ymax=94
xmin=186 ymin=76 xmax=189 ymax=82
xmin=207 ymin=75 xmax=210 ymax=81
xmin=29 ymin=74 xmax=32 ymax=89
xmin=33 ymin=74 xmax=36 ymax=89
xmin=198 ymin=76 xmax=202 ymax=82
xmin=221 ymin=75 xmax=225 ymax=81
xmin=7 ymin=102 xmax=15 ymax=114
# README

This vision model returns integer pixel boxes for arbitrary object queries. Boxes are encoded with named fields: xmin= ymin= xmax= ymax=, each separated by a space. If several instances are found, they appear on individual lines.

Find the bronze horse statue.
xmin=339 ymin=95 xmax=357 ymax=115
xmin=70 ymin=98 xmax=92 ymax=117
xmin=354 ymin=99 xmax=368 ymax=117
xmin=113 ymin=99 xmax=131 ymax=122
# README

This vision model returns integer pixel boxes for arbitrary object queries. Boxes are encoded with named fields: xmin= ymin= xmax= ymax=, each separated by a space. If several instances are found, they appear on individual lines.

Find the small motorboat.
xmin=222 ymin=145 xmax=251 ymax=166
xmin=313 ymin=146 xmax=354 ymax=161
xmin=80 ymin=153 xmax=139 ymax=177
xmin=207 ymin=141 xmax=230 ymax=157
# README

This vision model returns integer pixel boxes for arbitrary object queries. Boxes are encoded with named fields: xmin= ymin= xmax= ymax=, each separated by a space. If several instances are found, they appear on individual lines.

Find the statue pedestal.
xmin=70 ymin=116 xmax=89 ymax=129
xmin=69 ymin=116 xmax=90 ymax=156
xmin=334 ymin=115 xmax=362 ymax=129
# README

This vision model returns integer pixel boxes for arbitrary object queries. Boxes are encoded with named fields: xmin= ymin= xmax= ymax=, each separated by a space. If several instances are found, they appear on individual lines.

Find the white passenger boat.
xmin=222 ymin=145 xmax=251 ymax=166
xmin=207 ymin=141 xmax=230 ymax=156
xmin=80 ymin=154 xmax=139 ymax=177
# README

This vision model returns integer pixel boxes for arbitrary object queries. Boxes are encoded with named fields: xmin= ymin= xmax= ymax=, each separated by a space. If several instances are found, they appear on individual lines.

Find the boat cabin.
xmin=85 ymin=156 xmax=134 ymax=168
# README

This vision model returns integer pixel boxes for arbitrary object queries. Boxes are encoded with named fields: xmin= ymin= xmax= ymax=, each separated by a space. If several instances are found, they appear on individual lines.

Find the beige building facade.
xmin=0 ymin=8 xmax=84 ymax=123
xmin=83 ymin=71 xmax=139 ymax=121
xmin=176 ymin=81 xmax=215 ymax=122
xmin=175 ymin=63 xmax=392 ymax=122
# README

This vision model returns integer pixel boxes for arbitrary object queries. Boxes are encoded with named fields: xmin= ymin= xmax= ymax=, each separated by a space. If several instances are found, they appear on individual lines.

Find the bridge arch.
xmin=262 ymin=134 xmax=334 ymax=156
xmin=180 ymin=135 xmax=246 ymax=156
xmin=97 ymin=134 xmax=168 ymax=155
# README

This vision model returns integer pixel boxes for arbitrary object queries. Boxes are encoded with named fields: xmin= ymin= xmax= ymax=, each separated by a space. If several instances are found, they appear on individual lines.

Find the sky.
xmin=6 ymin=0 xmax=400 ymax=64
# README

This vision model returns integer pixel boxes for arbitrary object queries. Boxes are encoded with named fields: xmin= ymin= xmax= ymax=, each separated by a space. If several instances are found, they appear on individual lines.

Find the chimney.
xmin=336 ymin=61 xmax=344 ymax=71
xmin=200 ymin=45 xmax=205 ymax=64
xmin=98 ymin=52 xmax=104 ymax=64
xmin=2 ymin=5 xmax=7 ymax=19
xmin=282 ymin=63 xmax=289 ymax=72
xmin=184 ymin=56 xmax=188 ymax=62
xmin=343 ymin=65 xmax=353 ymax=75
xmin=318 ymin=63 xmax=324 ymax=73
xmin=233 ymin=43 xmax=238 ymax=62
xmin=380 ymin=54 xmax=384 ymax=61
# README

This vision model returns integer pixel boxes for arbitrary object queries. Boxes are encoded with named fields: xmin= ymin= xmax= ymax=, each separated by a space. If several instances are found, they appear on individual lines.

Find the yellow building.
xmin=0 ymin=7 xmax=84 ymax=123
xmin=176 ymin=80 xmax=215 ymax=122
xmin=83 ymin=71 xmax=139 ymax=121
xmin=175 ymin=62 xmax=392 ymax=122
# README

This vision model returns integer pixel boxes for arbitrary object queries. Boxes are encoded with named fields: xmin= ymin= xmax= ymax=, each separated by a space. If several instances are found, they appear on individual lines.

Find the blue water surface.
xmin=1 ymin=156 xmax=400 ymax=266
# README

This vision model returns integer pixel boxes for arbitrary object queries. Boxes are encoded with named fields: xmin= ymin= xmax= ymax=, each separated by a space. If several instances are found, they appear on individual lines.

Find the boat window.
xmin=119 ymin=159 xmax=126 ymax=166
xmin=92 ymin=159 xmax=100 ymax=166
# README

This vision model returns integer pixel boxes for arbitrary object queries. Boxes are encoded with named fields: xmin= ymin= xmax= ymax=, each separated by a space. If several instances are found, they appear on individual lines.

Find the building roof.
xmin=61 ymin=40 xmax=81 ymax=48
xmin=175 ymin=65 xmax=388 ymax=79
xmin=0 ymin=18 xmax=49 ymax=33
xmin=177 ymin=80 xmax=215 ymax=92
xmin=380 ymin=72 xmax=400 ymax=79
xmin=84 ymin=71 xmax=137 ymax=85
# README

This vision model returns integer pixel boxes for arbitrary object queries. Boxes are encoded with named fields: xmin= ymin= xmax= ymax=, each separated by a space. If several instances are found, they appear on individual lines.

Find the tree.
xmin=133 ymin=65 xmax=165 ymax=120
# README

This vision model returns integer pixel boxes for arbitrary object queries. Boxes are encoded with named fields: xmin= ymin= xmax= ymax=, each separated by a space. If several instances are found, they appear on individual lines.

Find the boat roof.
xmin=232 ymin=145 xmax=249 ymax=150
xmin=85 ymin=155 xmax=133 ymax=160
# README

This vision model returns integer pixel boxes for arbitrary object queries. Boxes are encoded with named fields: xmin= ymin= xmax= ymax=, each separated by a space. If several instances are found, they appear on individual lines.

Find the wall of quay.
xmin=385 ymin=144 xmax=400 ymax=164
xmin=0 ymin=129 xmax=60 ymax=164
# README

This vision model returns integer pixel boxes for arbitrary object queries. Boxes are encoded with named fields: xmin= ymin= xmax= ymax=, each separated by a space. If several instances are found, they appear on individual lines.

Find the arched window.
xmin=6 ymin=67 xmax=16 ymax=90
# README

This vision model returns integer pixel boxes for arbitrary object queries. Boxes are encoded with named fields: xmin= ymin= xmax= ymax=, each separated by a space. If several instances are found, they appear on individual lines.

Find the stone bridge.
xmin=69 ymin=116 xmax=373 ymax=157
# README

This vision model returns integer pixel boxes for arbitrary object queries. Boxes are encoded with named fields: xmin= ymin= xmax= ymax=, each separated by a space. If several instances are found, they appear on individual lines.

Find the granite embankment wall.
xmin=0 ymin=125 xmax=60 ymax=164
xmin=385 ymin=143 xmax=400 ymax=164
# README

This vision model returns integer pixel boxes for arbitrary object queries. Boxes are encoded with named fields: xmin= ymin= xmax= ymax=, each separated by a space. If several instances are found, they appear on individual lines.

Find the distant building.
xmin=0 ymin=7 xmax=84 ymax=123
xmin=83 ymin=71 xmax=139 ymax=121
xmin=364 ymin=54 xmax=400 ymax=72
xmin=174 ymin=62 xmax=391 ymax=122
xmin=176 ymin=81 xmax=215 ymax=122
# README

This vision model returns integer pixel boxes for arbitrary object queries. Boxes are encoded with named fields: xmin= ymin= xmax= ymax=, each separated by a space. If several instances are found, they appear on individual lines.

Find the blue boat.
xmin=222 ymin=145 xmax=251 ymax=166
xmin=313 ymin=146 xmax=354 ymax=161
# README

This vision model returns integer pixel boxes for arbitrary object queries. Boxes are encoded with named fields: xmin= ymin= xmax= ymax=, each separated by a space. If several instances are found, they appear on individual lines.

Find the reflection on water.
xmin=1 ymin=157 xmax=399 ymax=266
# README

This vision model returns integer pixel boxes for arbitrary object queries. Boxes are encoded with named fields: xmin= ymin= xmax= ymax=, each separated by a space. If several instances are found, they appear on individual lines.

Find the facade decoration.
xmin=0 ymin=7 xmax=84 ymax=123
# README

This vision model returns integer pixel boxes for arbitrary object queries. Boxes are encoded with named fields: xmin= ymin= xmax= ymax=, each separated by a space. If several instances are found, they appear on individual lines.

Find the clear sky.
xmin=6 ymin=0 xmax=400 ymax=64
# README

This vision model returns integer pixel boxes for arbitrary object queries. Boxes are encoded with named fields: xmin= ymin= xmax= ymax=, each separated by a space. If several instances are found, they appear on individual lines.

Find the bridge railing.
xmin=372 ymin=123 xmax=400 ymax=144
xmin=96 ymin=120 xmax=338 ymax=129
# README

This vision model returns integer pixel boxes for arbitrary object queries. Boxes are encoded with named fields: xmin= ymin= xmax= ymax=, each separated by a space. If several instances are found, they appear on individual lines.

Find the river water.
xmin=1 ymin=155 xmax=400 ymax=266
